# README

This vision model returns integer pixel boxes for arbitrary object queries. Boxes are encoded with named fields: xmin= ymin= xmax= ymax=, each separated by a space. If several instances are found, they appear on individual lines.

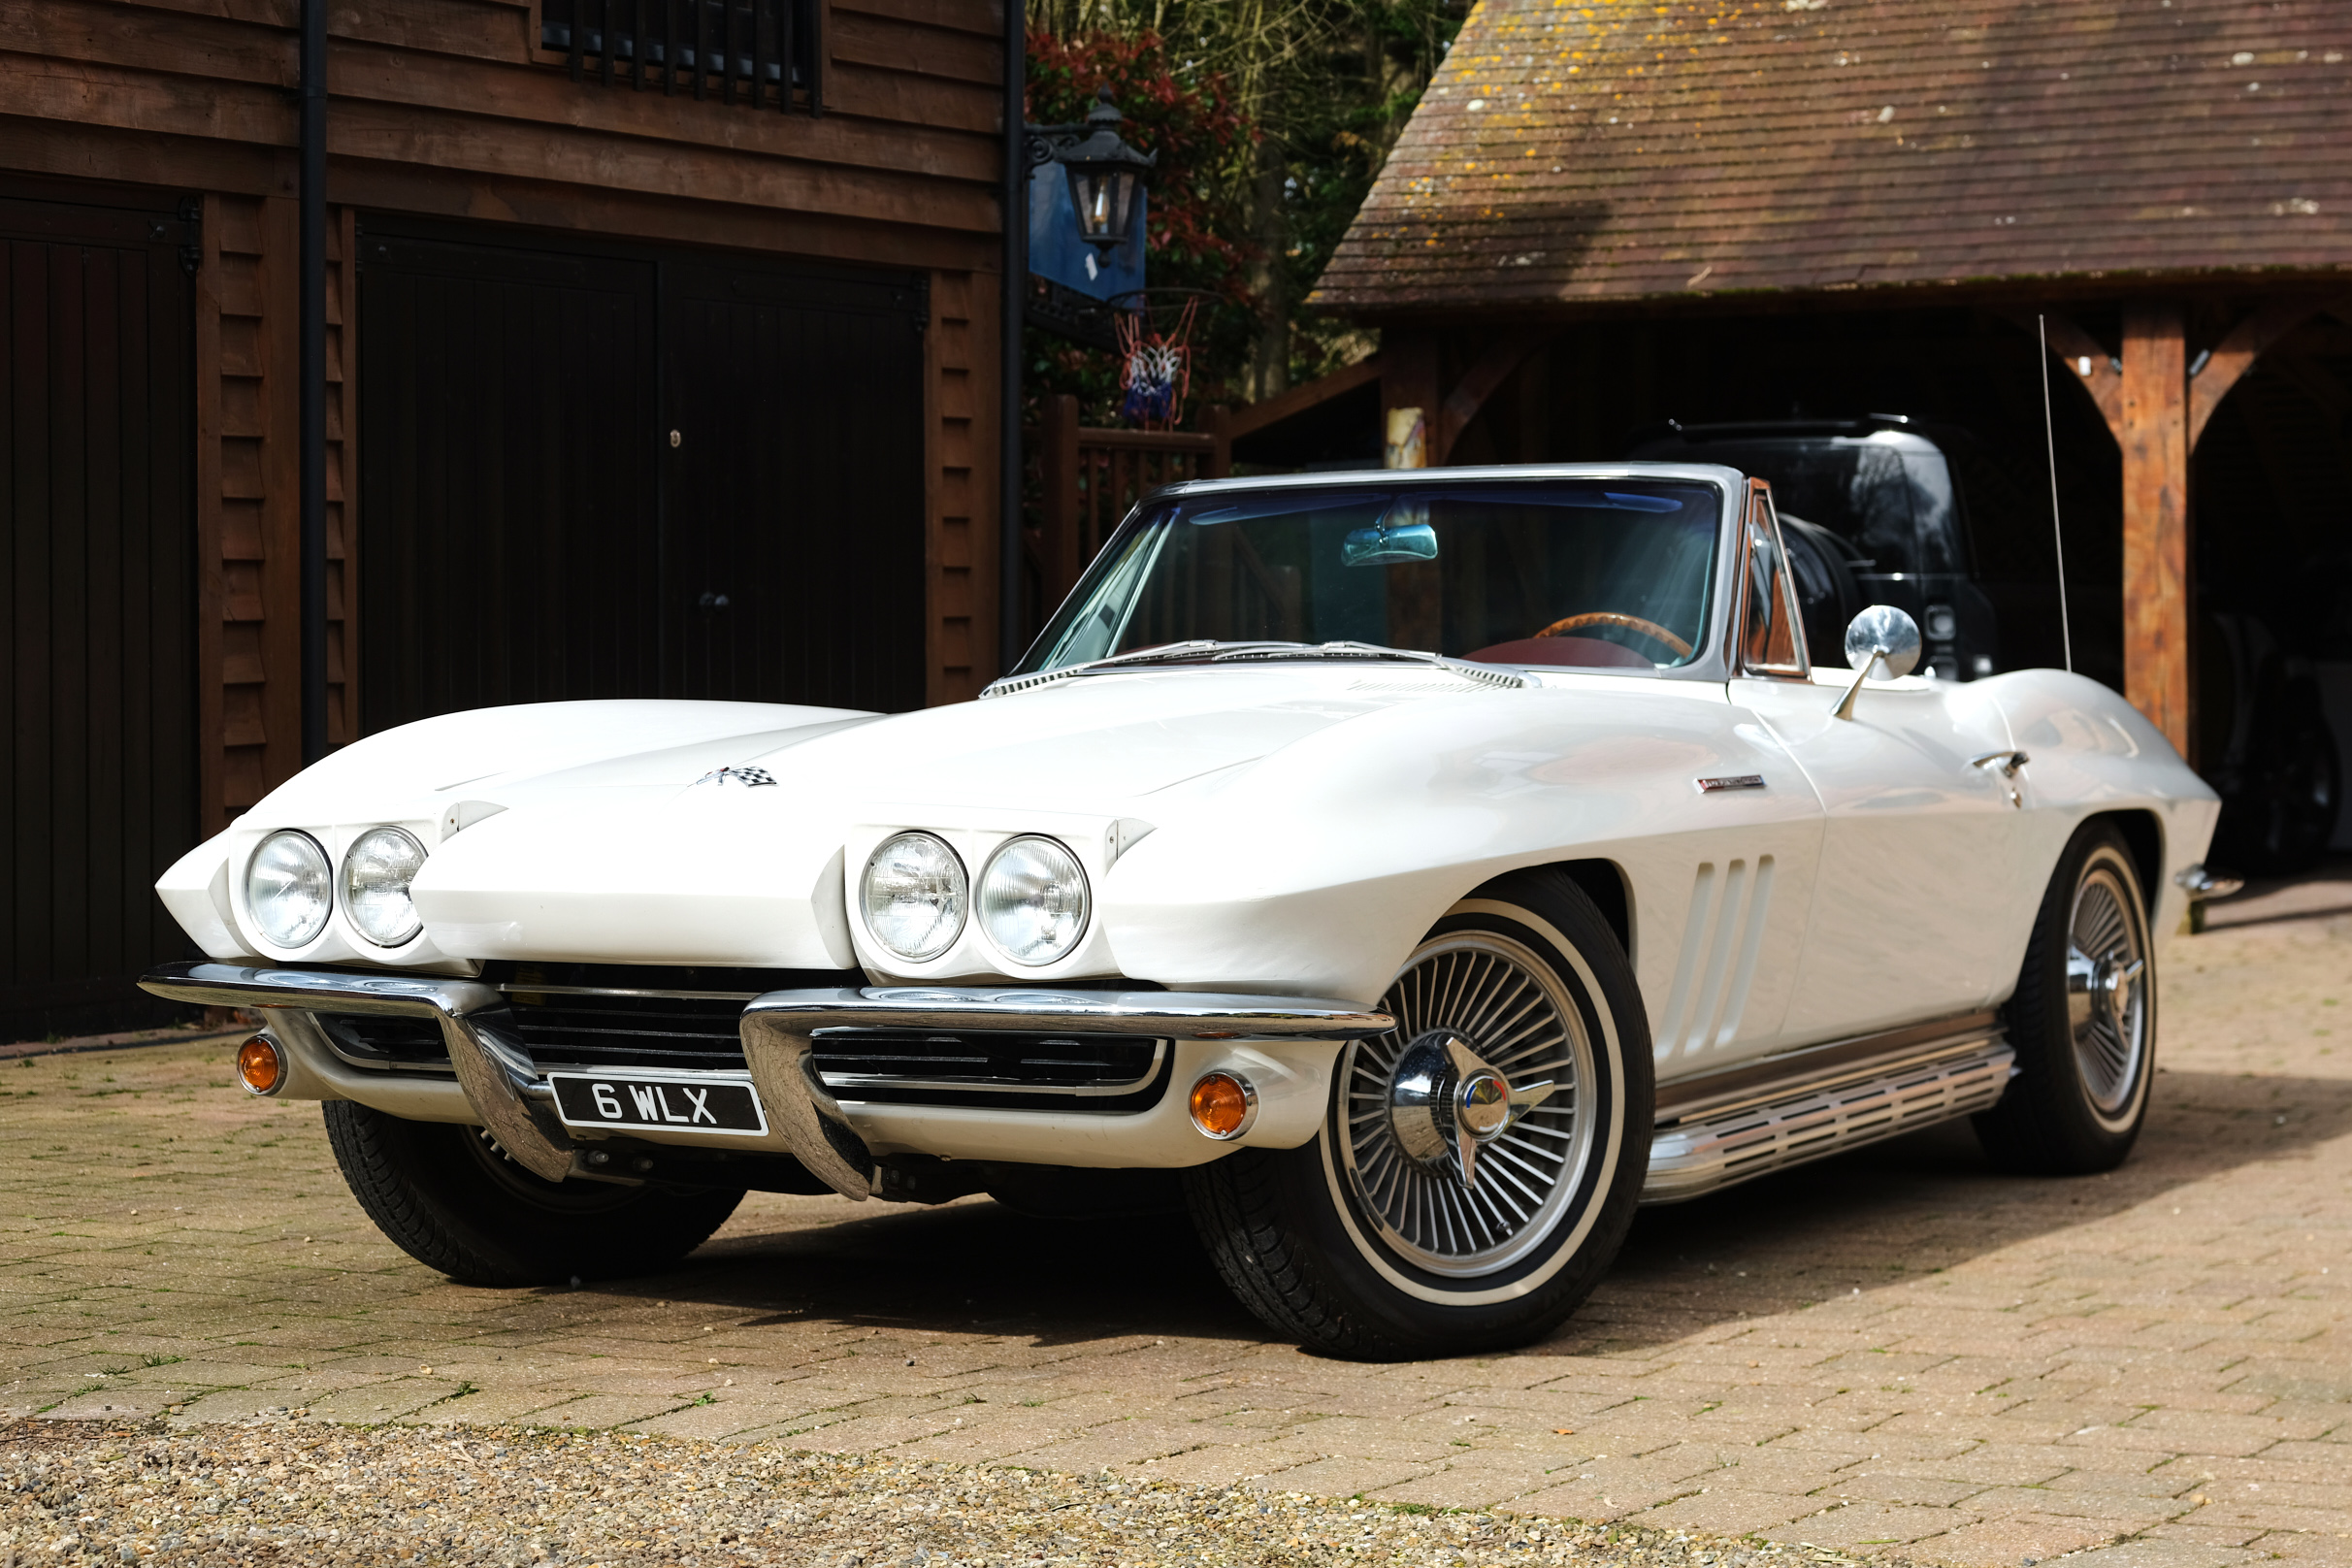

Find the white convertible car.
xmin=144 ymin=466 xmax=2218 ymax=1358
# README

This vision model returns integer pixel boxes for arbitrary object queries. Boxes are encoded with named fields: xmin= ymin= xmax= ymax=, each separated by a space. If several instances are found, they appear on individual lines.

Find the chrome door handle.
xmin=1971 ymin=749 xmax=2028 ymax=808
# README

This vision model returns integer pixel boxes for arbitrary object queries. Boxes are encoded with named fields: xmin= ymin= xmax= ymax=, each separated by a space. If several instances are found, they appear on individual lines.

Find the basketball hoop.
xmin=1113 ymin=293 xmax=1199 ymax=430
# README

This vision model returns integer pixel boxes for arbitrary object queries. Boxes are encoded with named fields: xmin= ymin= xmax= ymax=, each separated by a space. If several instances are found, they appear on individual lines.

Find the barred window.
xmin=543 ymin=0 xmax=822 ymax=113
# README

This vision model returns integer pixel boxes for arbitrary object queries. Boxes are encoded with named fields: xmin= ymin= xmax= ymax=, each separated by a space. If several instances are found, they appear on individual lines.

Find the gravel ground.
xmin=0 ymin=1419 xmax=1890 ymax=1568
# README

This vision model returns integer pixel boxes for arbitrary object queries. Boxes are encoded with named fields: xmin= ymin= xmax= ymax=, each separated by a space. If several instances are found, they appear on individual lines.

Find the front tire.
xmin=322 ymin=1102 xmax=745 ymax=1287
xmin=1184 ymin=869 xmax=1652 ymax=1359
xmin=1974 ymin=823 xmax=2155 ymax=1174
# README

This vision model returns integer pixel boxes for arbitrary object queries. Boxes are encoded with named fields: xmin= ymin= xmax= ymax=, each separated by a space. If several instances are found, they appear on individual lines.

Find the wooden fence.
xmin=1026 ymin=394 xmax=1230 ymax=627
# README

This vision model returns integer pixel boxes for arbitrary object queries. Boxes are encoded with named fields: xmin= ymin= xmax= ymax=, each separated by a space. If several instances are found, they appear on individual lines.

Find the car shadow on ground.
xmin=643 ymin=1192 xmax=1262 ymax=1347
xmin=620 ymin=1067 xmax=2352 ymax=1357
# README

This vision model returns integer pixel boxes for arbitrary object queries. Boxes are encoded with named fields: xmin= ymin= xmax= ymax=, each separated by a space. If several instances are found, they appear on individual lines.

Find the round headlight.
xmin=977 ymin=835 xmax=1091 ymax=966
xmin=861 ymin=832 xmax=968 ymax=962
xmin=343 ymin=826 xmax=429 ymax=947
xmin=246 ymin=830 xmax=333 ymax=948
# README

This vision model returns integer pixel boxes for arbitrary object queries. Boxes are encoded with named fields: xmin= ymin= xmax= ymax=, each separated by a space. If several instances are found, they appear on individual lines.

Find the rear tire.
xmin=322 ymin=1102 xmax=745 ymax=1287
xmin=1183 ymin=869 xmax=1651 ymax=1359
xmin=1974 ymin=823 xmax=2154 ymax=1174
xmin=2225 ymin=682 xmax=2339 ymax=876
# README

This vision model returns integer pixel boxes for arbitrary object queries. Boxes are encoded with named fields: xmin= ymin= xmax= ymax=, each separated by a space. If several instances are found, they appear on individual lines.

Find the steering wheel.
xmin=1535 ymin=611 xmax=1692 ymax=659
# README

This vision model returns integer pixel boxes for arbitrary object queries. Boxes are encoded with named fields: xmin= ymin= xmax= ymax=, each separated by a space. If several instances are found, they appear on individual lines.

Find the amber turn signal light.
xmin=237 ymin=1035 xmax=285 ymax=1095
xmin=1188 ymin=1070 xmax=1257 ymax=1140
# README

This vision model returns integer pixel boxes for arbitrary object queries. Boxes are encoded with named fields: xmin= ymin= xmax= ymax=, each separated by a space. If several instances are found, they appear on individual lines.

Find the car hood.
xmin=734 ymin=668 xmax=1433 ymax=808
xmin=401 ymin=666 xmax=1544 ymax=970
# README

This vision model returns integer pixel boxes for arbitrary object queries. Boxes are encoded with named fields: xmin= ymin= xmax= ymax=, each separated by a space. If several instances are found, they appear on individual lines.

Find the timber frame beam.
xmin=2117 ymin=301 xmax=2192 ymax=757
xmin=2028 ymin=297 xmax=2340 ymax=763
xmin=1225 ymin=354 xmax=1385 ymax=443
xmin=2187 ymin=298 xmax=2330 ymax=447
xmin=1434 ymin=332 xmax=1558 ymax=465
xmin=1381 ymin=327 xmax=1558 ymax=468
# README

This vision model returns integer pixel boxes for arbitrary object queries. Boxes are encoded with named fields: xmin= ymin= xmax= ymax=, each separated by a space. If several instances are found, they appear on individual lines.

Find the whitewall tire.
xmin=1183 ymin=867 xmax=1652 ymax=1359
xmin=1975 ymin=823 xmax=2156 ymax=1174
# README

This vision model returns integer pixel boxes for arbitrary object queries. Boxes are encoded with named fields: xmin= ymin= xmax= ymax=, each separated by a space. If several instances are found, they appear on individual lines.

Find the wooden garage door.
xmin=0 ymin=188 xmax=199 ymax=1042
xmin=358 ymin=224 xmax=928 ymax=732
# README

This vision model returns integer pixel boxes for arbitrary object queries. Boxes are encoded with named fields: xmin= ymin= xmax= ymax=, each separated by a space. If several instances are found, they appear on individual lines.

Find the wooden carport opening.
xmin=1303 ymin=0 xmax=2352 ymax=771
xmin=2034 ymin=298 xmax=2350 ymax=759
xmin=1365 ymin=294 xmax=2347 ymax=770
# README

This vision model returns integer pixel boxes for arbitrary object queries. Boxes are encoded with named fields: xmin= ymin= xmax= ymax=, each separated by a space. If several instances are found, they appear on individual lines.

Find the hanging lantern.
xmin=1056 ymin=88 xmax=1157 ymax=250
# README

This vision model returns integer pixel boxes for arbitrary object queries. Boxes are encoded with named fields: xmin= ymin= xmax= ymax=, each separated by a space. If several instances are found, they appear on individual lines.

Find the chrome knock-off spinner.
xmin=1338 ymin=930 xmax=1595 ymax=1278
xmin=1387 ymin=1031 xmax=1555 ymax=1192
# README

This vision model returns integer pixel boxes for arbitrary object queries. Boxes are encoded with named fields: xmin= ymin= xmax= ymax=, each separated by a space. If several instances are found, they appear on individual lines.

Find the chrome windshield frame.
xmin=1005 ymin=463 xmax=1751 ymax=687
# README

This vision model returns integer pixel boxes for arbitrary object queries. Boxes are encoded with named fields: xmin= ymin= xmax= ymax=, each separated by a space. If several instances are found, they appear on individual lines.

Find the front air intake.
xmin=810 ymin=1029 xmax=1170 ymax=1113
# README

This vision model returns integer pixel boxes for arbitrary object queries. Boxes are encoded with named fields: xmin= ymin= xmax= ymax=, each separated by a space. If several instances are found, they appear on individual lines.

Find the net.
xmin=1114 ymin=295 xmax=1198 ymax=429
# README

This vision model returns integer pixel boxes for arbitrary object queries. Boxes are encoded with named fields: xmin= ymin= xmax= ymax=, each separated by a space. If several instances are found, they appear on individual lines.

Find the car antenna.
xmin=2038 ymin=313 xmax=2074 ymax=673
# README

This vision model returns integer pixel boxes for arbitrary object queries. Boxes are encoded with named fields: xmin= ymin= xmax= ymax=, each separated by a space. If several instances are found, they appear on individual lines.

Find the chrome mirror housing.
xmin=1834 ymin=604 xmax=1924 ymax=720
xmin=1844 ymin=604 xmax=1922 ymax=679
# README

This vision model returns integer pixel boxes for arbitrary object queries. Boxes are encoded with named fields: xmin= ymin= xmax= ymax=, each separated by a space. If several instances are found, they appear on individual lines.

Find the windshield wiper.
xmin=979 ymin=640 xmax=1526 ymax=699
xmin=1209 ymin=640 xmax=1526 ymax=688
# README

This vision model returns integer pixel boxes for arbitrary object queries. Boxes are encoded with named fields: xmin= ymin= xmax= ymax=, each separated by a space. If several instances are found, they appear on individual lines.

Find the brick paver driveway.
xmin=5 ymin=910 xmax=2347 ymax=1568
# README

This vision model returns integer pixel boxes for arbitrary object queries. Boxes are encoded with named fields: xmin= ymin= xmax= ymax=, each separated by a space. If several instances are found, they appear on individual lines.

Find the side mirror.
xmin=1834 ymin=604 xmax=1922 ymax=719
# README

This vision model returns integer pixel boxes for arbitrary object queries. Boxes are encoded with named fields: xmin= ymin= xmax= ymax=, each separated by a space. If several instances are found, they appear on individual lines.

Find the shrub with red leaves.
xmin=1023 ymin=30 xmax=1259 ymax=425
xmin=1029 ymin=30 xmax=1255 ymax=305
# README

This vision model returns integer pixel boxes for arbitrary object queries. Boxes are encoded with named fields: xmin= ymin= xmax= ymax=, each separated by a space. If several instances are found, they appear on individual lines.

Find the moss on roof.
xmin=1313 ymin=0 xmax=2352 ymax=316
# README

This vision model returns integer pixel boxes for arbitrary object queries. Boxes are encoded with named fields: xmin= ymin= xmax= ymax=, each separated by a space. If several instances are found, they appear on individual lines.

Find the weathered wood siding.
xmin=193 ymin=194 xmax=358 ymax=830
xmin=0 ymin=0 xmax=1005 ymax=817
xmin=926 ymin=266 xmax=997 ymax=704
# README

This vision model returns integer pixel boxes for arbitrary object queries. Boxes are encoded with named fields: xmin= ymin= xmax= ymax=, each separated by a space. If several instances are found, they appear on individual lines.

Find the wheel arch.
xmin=1471 ymin=858 xmax=1633 ymax=964
xmin=2086 ymin=807 xmax=2164 ymax=917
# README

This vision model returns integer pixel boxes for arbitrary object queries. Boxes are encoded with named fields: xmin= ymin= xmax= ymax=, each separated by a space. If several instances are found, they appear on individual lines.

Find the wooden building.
xmin=2 ymin=0 xmax=1008 ymax=1039
xmin=1310 ymin=0 xmax=2352 ymax=776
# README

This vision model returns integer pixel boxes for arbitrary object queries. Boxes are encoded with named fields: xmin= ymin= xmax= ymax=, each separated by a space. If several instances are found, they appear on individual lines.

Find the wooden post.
xmin=923 ymin=268 xmax=994 ymax=704
xmin=1382 ymin=329 xmax=1438 ymax=469
xmin=1434 ymin=331 xmax=1557 ymax=466
xmin=1039 ymin=393 xmax=1081 ymax=607
xmin=258 ymin=194 xmax=304 ymax=799
xmin=1205 ymin=404 xmax=1231 ymax=479
xmin=2119 ymin=302 xmax=2191 ymax=760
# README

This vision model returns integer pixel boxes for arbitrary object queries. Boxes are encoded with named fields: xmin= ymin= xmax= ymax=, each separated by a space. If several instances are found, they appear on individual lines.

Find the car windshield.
xmin=1017 ymin=479 xmax=1723 ymax=676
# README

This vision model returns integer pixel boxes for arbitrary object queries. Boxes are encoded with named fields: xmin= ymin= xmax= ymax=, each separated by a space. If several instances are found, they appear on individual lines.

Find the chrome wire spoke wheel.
xmin=1189 ymin=871 xmax=1646 ymax=1356
xmin=1976 ymin=826 xmax=2156 ymax=1176
xmin=1338 ymin=931 xmax=1598 ymax=1278
xmin=2065 ymin=860 xmax=2150 ymax=1125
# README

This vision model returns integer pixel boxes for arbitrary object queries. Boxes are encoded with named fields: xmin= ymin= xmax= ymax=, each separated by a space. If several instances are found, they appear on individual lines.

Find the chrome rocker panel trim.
xmin=1643 ymin=1011 xmax=2013 ymax=1203
xmin=738 ymin=987 xmax=1394 ymax=1200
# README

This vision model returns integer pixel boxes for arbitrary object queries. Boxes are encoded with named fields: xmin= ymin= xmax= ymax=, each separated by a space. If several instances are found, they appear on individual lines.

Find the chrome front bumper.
xmin=141 ymin=963 xmax=1393 ymax=1197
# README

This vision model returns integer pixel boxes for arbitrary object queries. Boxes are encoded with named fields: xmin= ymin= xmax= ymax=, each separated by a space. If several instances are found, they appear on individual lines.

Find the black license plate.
xmin=547 ymin=1074 xmax=768 ymax=1137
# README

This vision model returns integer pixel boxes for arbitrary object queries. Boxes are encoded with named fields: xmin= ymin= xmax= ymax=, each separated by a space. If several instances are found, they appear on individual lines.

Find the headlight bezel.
xmin=245 ymin=829 xmax=335 ymax=950
xmin=342 ymin=825 xmax=430 ymax=948
xmin=859 ymin=831 xmax=970 ymax=963
xmin=976 ymin=833 xmax=1093 ymax=968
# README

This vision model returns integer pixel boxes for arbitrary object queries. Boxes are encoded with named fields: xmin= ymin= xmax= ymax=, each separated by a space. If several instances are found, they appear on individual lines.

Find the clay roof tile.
xmin=1312 ymin=0 xmax=2352 ymax=315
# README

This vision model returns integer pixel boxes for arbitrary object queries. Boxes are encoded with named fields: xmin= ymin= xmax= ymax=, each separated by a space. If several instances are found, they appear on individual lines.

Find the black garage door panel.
xmin=1 ymin=192 xmax=197 ymax=1041
xmin=359 ymin=236 xmax=663 ymax=727
xmin=359 ymin=228 xmax=927 ymax=733
xmin=663 ymin=262 xmax=926 ymax=709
